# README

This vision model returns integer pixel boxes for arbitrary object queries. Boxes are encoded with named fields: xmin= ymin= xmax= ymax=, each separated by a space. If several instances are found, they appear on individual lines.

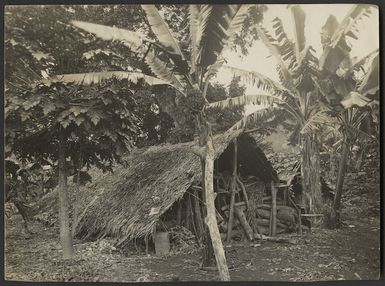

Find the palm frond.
xmin=46 ymin=71 xmax=168 ymax=86
xmin=271 ymin=17 xmax=296 ymax=65
xmin=194 ymin=5 xmax=213 ymax=68
xmin=144 ymin=50 xmax=187 ymax=95
xmin=300 ymin=109 xmax=335 ymax=135
xmin=220 ymin=5 xmax=252 ymax=53
xmin=208 ymin=94 xmax=282 ymax=109
xmin=229 ymin=106 xmax=283 ymax=131
xmin=289 ymin=5 xmax=306 ymax=60
xmin=221 ymin=65 xmax=289 ymax=95
xmin=341 ymin=91 xmax=372 ymax=109
xmin=189 ymin=5 xmax=200 ymax=73
xmin=329 ymin=5 xmax=372 ymax=49
xmin=357 ymin=53 xmax=379 ymax=96
xmin=349 ymin=49 xmax=378 ymax=73
xmin=141 ymin=5 xmax=187 ymax=63
xmin=71 ymin=21 xmax=146 ymax=54
xmin=199 ymin=5 xmax=249 ymax=69
xmin=319 ymin=5 xmax=373 ymax=71
xmin=256 ymin=25 xmax=294 ymax=87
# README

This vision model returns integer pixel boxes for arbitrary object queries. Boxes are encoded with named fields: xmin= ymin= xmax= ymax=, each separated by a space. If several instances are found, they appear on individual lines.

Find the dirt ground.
xmin=5 ymin=208 xmax=380 ymax=282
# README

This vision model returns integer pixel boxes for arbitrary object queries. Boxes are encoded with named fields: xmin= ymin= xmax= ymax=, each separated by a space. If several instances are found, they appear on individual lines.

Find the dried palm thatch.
xmin=75 ymin=129 xmax=244 ymax=245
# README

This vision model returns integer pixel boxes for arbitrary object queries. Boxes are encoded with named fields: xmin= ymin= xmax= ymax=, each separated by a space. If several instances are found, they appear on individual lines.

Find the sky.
xmin=214 ymin=4 xmax=379 ymax=114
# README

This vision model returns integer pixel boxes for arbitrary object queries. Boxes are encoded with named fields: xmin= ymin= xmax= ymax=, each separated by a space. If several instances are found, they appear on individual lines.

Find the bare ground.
xmin=5 ymin=209 xmax=380 ymax=282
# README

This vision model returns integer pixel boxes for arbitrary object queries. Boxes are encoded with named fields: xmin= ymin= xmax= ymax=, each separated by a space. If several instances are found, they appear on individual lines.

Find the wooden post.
xmin=236 ymin=177 xmax=249 ymax=209
xmin=186 ymin=192 xmax=192 ymax=230
xmin=226 ymin=139 xmax=237 ymax=243
xmin=176 ymin=200 xmax=182 ymax=225
xmin=269 ymin=181 xmax=277 ymax=237
xmin=204 ymin=142 xmax=230 ymax=281
xmin=331 ymin=139 xmax=350 ymax=228
xmin=193 ymin=190 xmax=204 ymax=243
xmin=234 ymin=206 xmax=254 ymax=241
xmin=188 ymin=192 xmax=198 ymax=238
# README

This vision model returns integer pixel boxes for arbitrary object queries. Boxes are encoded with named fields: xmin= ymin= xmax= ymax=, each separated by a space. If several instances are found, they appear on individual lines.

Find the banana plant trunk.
xmin=58 ymin=130 xmax=75 ymax=259
xmin=331 ymin=139 xmax=350 ymax=228
xmin=300 ymin=134 xmax=322 ymax=215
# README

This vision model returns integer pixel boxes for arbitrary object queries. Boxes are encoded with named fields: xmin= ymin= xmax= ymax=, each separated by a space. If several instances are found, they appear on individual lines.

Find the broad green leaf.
xmin=88 ymin=111 xmax=101 ymax=126
xmin=74 ymin=115 xmax=85 ymax=126
xmin=222 ymin=65 xmax=289 ymax=95
xmin=141 ymin=5 xmax=186 ymax=61
xmin=71 ymin=20 xmax=146 ymax=53
xmin=208 ymin=94 xmax=282 ymax=109
xmin=46 ymin=71 xmax=168 ymax=87
xmin=289 ymin=5 xmax=306 ymax=60
xmin=42 ymin=102 xmax=56 ymax=115
xmin=189 ymin=5 xmax=201 ymax=73
xmin=319 ymin=5 xmax=373 ymax=71
xmin=341 ymin=91 xmax=371 ymax=109
xmin=60 ymin=119 xmax=70 ymax=128
xmin=357 ymin=53 xmax=379 ymax=96
xmin=144 ymin=50 xmax=186 ymax=94
xmin=256 ymin=25 xmax=294 ymax=87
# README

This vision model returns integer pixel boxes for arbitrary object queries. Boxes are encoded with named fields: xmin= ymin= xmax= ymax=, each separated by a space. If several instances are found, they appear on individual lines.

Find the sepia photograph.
xmin=4 ymin=2 xmax=381 ymax=283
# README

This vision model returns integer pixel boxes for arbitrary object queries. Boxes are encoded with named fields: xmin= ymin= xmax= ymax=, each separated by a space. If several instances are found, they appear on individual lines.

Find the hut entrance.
xmin=148 ymin=134 xmax=303 ymax=254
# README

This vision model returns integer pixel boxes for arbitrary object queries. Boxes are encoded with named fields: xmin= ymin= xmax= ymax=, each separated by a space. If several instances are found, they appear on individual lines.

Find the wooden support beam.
xmin=269 ymin=182 xmax=278 ymax=237
xmin=236 ymin=177 xmax=249 ymax=210
xmin=226 ymin=139 xmax=237 ymax=243
xmin=234 ymin=206 xmax=254 ymax=241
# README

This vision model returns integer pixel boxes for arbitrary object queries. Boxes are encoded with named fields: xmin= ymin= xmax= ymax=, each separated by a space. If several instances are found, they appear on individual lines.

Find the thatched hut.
xmin=75 ymin=130 xmax=277 ymax=245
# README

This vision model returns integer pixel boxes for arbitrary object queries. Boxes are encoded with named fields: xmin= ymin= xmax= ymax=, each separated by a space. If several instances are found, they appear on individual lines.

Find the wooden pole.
xmin=234 ymin=206 xmax=254 ymax=241
xmin=193 ymin=190 xmax=204 ymax=243
xmin=269 ymin=181 xmax=277 ymax=237
xmin=204 ymin=145 xmax=230 ymax=280
xmin=176 ymin=200 xmax=182 ymax=225
xmin=186 ymin=192 xmax=192 ymax=230
xmin=187 ymin=192 xmax=198 ymax=238
xmin=226 ymin=139 xmax=237 ymax=243
xmin=236 ymin=177 xmax=249 ymax=209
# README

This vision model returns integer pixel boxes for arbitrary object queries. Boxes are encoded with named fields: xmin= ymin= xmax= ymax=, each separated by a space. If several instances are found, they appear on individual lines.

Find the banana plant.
xmin=207 ymin=4 xmax=377 ymax=216
xmin=42 ymin=4 xmax=265 ymax=281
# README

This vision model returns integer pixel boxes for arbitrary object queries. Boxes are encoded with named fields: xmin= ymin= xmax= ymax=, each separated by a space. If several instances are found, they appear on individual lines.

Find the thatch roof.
xmin=75 ymin=129 xmax=276 ymax=244
xmin=261 ymin=128 xmax=301 ymax=184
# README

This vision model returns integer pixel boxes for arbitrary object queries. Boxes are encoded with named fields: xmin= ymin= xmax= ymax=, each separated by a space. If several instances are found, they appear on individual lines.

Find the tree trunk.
xmin=200 ymin=158 xmax=215 ymax=267
xmin=269 ymin=182 xmax=277 ymax=237
xmin=330 ymin=140 xmax=350 ymax=228
xmin=58 ymin=130 xmax=74 ymax=259
xmin=203 ymin=142 xmax=230 ymax=281
xmin=72 ymin=153 xmax=82 ymax=237
xmin=226 ymin=139 xmax=237 ymax=243
xmin=301 ymin=134 xmax=322 ymax=214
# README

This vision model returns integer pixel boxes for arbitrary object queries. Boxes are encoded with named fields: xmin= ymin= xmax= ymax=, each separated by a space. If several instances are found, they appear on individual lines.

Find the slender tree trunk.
xmin=58 ymin=130 xmax=74 ymax=259
xmin=270 ymin=182 xmax=277 ymax=237
xmin=201 ymin=158 xmax=215 ymax=267
xmin=72 ymin=153 xmax=82 ymax=237
xmin=226 ymin=140 xmax=237 ymax=243
xmin=203 ymin=140 xmax=230 ymax=281
xmin=331 ymin=139 xmax=350 ymax=228
xmin=301 ymin=135 xmax=322 ymax=214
